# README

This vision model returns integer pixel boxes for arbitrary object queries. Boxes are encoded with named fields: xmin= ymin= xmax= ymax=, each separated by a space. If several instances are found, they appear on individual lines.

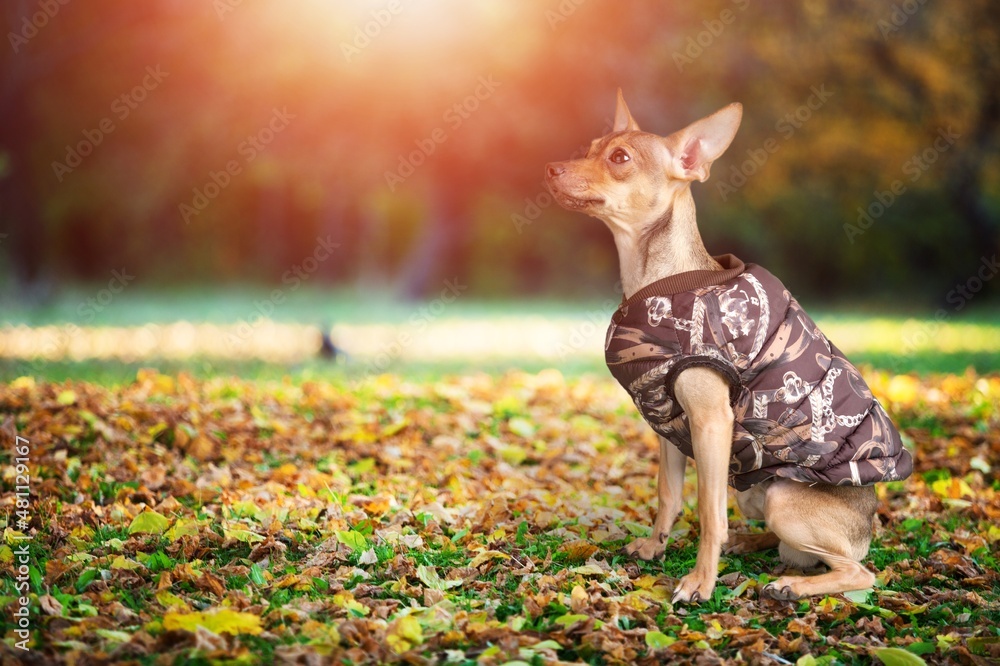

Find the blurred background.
xmin=1 ymin=0 xmax=998 ymax=380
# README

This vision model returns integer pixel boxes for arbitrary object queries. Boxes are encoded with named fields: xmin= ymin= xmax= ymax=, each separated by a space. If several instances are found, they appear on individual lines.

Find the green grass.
xmin=3 ymin=348 xmax=999 ymax=387
xmin=3 ymin=284 xmax=1000 ymax=325
xmin=1 ymin=369 xmax=996 ymax=663
xmin=2 ymin=287 xmax=999 ymax=384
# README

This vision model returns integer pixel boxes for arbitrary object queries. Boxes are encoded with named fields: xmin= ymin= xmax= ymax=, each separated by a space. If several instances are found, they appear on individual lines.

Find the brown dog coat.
xmin=606 ymin=254 xmax=913 ymax=491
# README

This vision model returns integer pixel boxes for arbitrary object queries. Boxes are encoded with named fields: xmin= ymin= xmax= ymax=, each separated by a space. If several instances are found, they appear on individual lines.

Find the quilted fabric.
xmin=606 ymin=255 xmax=913 ymax=491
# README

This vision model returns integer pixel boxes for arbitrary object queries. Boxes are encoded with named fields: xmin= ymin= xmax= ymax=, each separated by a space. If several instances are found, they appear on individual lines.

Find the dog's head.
xmin=545 ymin=90 xmax=742 ymax=234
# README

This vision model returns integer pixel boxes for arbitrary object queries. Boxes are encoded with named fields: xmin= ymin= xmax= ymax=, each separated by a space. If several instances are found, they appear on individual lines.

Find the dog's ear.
xmin=612 ymin=88 xmax=641 ymax=133
xmin=668 ymin=103 xmax=742 ymax=182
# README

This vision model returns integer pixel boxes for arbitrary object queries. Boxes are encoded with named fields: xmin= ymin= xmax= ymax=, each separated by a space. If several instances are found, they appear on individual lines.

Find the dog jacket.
xmin=605 ymin=254 xmax=912 ymax=491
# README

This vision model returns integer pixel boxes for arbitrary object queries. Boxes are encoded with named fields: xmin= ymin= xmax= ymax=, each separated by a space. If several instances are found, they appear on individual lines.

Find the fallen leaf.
xmin=163 ymin=609 xmax=263 ymax=636
xmin=874 ymin=647 xmax=928 ymax=666
xmin=128 ymin=510 xmax=170 ymax=535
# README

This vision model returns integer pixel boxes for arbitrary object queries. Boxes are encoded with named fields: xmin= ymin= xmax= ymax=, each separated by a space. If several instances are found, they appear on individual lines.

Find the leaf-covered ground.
xmin=1 ymin=369 xmax=999 ymax=665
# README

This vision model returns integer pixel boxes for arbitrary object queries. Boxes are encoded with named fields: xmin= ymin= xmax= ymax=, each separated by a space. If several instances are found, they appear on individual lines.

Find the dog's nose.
xmin=546 ymin=163 xmax=565 ymax=179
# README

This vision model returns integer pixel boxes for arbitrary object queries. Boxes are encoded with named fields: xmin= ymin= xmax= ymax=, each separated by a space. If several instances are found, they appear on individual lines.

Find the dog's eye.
xmin=609 ymin=148 xmax=630 ymax=164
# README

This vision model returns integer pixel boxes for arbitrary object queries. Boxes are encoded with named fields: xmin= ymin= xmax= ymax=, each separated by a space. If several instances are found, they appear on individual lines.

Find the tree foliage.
xmin=0 ymin=0 xmax=997 ymax=301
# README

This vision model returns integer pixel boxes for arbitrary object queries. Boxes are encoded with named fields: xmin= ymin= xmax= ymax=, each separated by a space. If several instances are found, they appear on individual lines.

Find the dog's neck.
xmin=608 ymin=187 xmax=720 ymax=298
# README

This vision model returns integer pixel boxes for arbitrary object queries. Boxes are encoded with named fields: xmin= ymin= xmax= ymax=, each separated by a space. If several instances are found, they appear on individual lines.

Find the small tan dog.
xmin=545 ymin=91 xmax=912 ymax=603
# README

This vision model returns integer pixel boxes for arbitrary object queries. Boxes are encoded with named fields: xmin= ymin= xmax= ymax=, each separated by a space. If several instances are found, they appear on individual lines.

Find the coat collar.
xmin=620 ymin=254 xmax=747 ymax=307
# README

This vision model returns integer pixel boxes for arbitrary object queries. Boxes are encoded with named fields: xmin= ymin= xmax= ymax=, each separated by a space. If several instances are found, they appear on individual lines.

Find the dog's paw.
xmin=622 ymin=534 xmax=666 ymax=560
xmin=671 ymin=571 xmax=716 ymax=604
xmin=761 ymin=578 xmax=802 ymax=601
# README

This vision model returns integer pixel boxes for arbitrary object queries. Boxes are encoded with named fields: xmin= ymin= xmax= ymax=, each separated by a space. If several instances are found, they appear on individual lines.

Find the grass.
xmin=1 ymin=288 xmax=998 ymax=661
xmin=1 ymin=287 xmax=999 ymax=384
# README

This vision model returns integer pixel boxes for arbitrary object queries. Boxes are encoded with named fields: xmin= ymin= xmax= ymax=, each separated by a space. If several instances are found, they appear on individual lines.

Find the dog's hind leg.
xmin=760 ymin=479 xmax=877 ymax=600
xmin=725 ymin=482 xmax=780 ymax=554
xmin=725 ymin=531 xmax=781 ymax=554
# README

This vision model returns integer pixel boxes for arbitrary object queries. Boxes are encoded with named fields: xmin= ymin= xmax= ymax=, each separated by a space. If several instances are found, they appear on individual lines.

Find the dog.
xmin=545 ymin=90 xmax=912 ymax=603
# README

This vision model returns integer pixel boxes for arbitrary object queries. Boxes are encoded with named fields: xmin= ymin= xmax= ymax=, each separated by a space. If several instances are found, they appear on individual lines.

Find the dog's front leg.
xmin=624 ymin=436 xmax=686 ymax=560
xmin=671 ymin=367 xmax=734 ymax=604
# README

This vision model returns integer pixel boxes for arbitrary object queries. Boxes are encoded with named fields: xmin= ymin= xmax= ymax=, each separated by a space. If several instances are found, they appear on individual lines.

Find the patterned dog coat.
xmin=605 ymin=254 xmax=913 ymax=491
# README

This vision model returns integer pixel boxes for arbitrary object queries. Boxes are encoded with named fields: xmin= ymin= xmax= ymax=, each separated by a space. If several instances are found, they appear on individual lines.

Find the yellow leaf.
xmin=128 ymin=510 xmax=170 ymax=535
xmin=228 ymin=501 xmax=263 ymax=520
xmin=559 ymin=541 xmax=598 ymax=562
xmin=303 ymin=620 xmax=341 ymax=656
xmin=886 ymin=375 xmax=920 ymax=406
xmin=147 ymin=422 xmax=169 ymax=439
xmin=138 ymin=369 xmax=175 ymax=394
xmin=632 ymin=575 xmax=662 ymax=590
xmin=57 ymin=390 xmax=77 ymax=405
xmin=110 ymin=556 xmax=143 ymax=570
xmin=67 ymin=525 xmax=95 ymax=549
xmin=499 ymin=445 xmax=528 ymax=465
xmin=623 ymin=591 xmax=654 ymax=611
xmin=162 ymin=609 xmax=263 ymax=636
xmin=646 ymin=631 xmax=676 ymax=648
xmin=155 ymin=590 xmax=190 ymax=611
xmin=553 ymin=613 xmax=590 ymax=626
xmin=382 ymin=419 xmax=408 ymax=437
xmin=271 ymin=463 xmax=299 ymax=482
xmin=507 ymin=417 xmax=536 ymax=438
xmin=275 ymin=574 xmax=302 ymax=589
xmin=416 ymin=565 xmax=463 ymax=590
xmin=874 ymin=647 xmax=928 ymax=666
xmin=930 ymin=478 xmax=974 ymax=499
xmin=332 ymin=592 xmax=368 ymax=616
xmin=387 ymin=615 xmax=423 ymax=653
xmin=165 ymin=518 xmax=203 ymax=541
xmin=223 ymin=527 xmax=265 ymax=543
xmin=336 ymin=530 xmax=367 ymax=552
xmin=469 ymin=550 xmax=511 ymax=568
xmin=94 ymin=629 xmax=131 ymax=643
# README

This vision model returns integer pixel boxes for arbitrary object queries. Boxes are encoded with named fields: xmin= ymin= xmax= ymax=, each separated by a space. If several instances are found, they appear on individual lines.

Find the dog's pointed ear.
xmin=669 ymin=102 xmax=742 ymax=182
xmin=613 ymin=88 xmax=640 ymax=132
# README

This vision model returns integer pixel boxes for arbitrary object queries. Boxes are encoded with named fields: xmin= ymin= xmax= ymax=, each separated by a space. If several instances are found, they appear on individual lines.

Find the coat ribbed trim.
xmin=622 ymin=254 xmax=746 ymax=305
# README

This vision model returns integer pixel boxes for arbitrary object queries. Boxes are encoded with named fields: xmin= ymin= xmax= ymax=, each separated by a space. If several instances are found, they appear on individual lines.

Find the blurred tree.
xmin=0 ymin=0 xmax=996 ymax=304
